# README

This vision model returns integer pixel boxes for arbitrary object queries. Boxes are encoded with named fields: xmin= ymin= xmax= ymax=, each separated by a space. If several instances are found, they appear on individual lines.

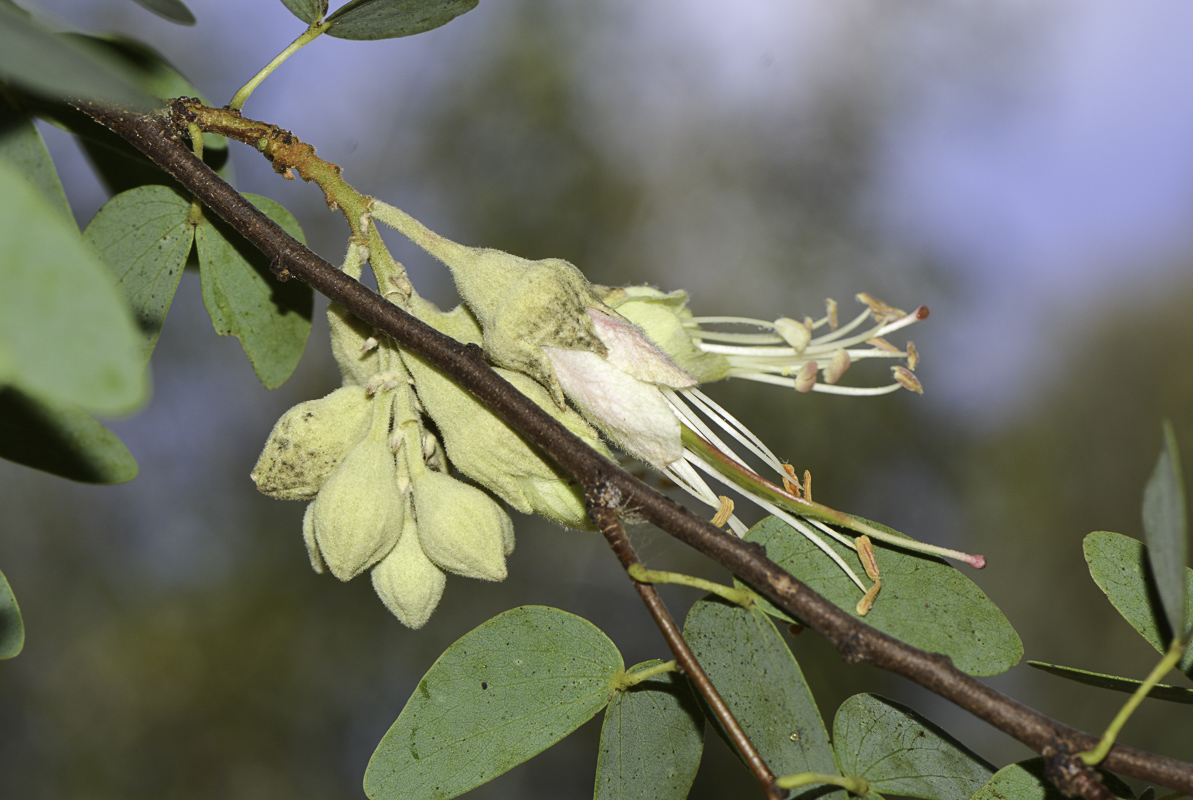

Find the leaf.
xmin=364 ymin=606 xmax=623 ymax=800
xmin=968 ymin=758 xmax=1134 ymax=800
xmin=129 ymin=0 xmax=196 ymax=25
xmin=0 ymin=386 xmax=137 ymax=483
xmin=0 ymin=93 xmax=71 ymax=220
xmin=594 ymin=660 xmax=705 ymax=800
xmin=0 ymin=5 xmax=154 ymax=108
xmin=279 ymin=0 xmax=328 ymax=24
xmin=1083 ymin=531 xmax=1193 ymax=677
xmin=0 ymin=566 xmax=23 ymax=659
xmin=833 ymin=693 xmax=993 ymax=800
xmin=194 ymin=194 xmax=311 ymax=388
xmin=0 ymin=157 xmax=147 ymax=415
xmin=326 ymin=0 xmax=479 ymax=41
xmin=1027 ymin=661 xmax=1193 ymax=705
xmin=683 ymin=596 xmax=840 ymax=796
xmin=1142 ymin=421 xmax=1188 ymax=642
xmin=84 ymin=185 xmax=195 ymax=361
xmin=742 ymin=516 xmax=1022 ymax=676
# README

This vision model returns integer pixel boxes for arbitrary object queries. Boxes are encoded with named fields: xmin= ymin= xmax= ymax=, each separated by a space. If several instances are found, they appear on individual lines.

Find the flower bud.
xmin=370 ymin=502 xmax=446 ymax=629
xmin=402 ymin=296 xmax=606 ymax=529
xmin=597 ymin=286 xmax=730 ymax=384
xmin=412 ymin=468 xmax=512 ymax=582
xmin=308 ymin=393 xmax=405 ymax=581
xmin=328 ymin=303 xmax=380 ymax=387
xmin=251 ymin=385 xmax=372 ymax=500
xmin=302 ymin=502 xmax=327 ymax=574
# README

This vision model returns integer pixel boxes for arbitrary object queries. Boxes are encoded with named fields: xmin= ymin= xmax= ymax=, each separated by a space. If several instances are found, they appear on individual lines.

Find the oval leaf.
xmin=194 ymin=194 xmax=311 ymax=389
xmin=279 ymin=0 xmax=328 ymax=24
xmin=0 ymin=566 xmax=23 ymax=659
xmin=1142 ymin=421 xmax=1188 ymax=642
xmin=834 ymin=693 xmax=993 ymax=800
xmin=129 ymin=0 xmax=196 ymax=25
xmin=1082 ymin=531 xmax=1193 ymax=677
xmin=969 ymin=759 xmax=1134 ymax=800
xmin=595 ymin=660 xmax=704 ymax=800
xmin=85 ymin=185 xmax=195 ymax=361
xmin=743 ymin=516 xmax=1022 ymax=676
xmin=0 ymin=158 xmax=148 ymax=415
xmin=0 ymin=5 xmax=154 ymax=108
xmin=0 ymin=386 xmax=137 ymax=483
xmin=683 ymin=596 xmax=840 ymax=794
xmin=1027 ymin=661 xmax=1193 ymax=705
xmin=0 ymin=93 xmax=71 ymax=220
xmin=365 ymin=606 xmax=624 ymax=800
xmin=326 ymin=0 xmax=478 ymax=41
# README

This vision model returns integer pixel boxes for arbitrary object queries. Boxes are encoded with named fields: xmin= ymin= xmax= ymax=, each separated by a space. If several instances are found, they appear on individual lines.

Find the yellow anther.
xmin=711 ymin=495 xmax=735 ymax=527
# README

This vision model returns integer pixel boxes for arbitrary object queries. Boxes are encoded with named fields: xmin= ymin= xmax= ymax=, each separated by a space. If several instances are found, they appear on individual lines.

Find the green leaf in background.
xmin=968 ymin=758 xmax=1134 ymax=800
xmin=1083 ymin=531 xmax=1193 ymax=677
xmin=365 ymin=606 xmax=624 ymax=800
xmin=683 ymin=597 xmax=840 ymax=796
xmin=594 ymin=659 xmax=704 ymax=800
xmin=195 ymin=194 xmax=311 ymax=388
xmin=0 ymin=158 xmax=147 ymax=415
xmin=742 ymin=516 xmax=1022 ymax=676
xmin=129 ymin=0 xmax=196 ymax=25
xmin=0 ymin=566 xmax=24 ymax=659
xmin=833 ymin=693 xmax=993 ymax=800
xmin=0 ymin=93 xmax=71 ymax=220
xmin=0 ymin=5 xmax=154 ymax=108
xmin=326 ymin=0 xmax=479 ymax=41
xmin=84 ymin=185 xmax=195 ymax=361
xmin=279 ymin=0 xmax=329 ymax=24
xmin=1142 ymin=421 xmax=1188 ymax=642
xmin=1027 ymin=661 xmax=1193 ymax=705
xmin=0 ymin=387 xmax=137 ymax=483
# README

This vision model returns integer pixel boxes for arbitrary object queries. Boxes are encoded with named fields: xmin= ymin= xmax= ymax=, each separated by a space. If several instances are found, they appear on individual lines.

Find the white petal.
xmin=545 ymin=347 xmax=682 ymax=469
xmin=588 ymin=308 xmax=695 ymax=389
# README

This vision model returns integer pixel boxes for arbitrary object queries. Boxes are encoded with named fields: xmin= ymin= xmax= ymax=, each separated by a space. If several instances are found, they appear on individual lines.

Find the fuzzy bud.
xmin=370 ymin=502 xmax=446 ymax=629
xmin=413 ymin=469 xmax=512 ymax=582
xmin=328 ymin=303 xmax=380 ymax=387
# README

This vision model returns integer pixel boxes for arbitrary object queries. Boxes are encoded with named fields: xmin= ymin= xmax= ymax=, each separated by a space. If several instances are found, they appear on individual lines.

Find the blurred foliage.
xmin=1 ymin=0 xmax=1192 ymax=798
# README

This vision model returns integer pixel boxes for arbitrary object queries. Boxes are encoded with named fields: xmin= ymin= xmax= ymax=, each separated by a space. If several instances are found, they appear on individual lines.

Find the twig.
xmin=584 ymin=493 xmax=781 ymax=800
xmin=75 ymin=100 xmax=1193 ymax=800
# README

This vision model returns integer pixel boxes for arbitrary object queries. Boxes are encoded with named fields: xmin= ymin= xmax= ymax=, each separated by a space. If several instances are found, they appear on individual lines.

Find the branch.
xmin=77 ymin=100 xmax=1193 ymax=799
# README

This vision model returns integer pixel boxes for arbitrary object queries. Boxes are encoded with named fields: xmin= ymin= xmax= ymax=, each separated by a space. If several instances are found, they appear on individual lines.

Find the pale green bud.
xmin=403 ymin=296 xmax=606 ymax=529
xmin=597 ymin=286 xmax=730 ymax=384
xmin=251 ymin=385 xmax=372 ymax=500
xmin=328 ymin=303 xmax=380 ymax=387
xmin=308 ymin=393 xmax=404 ymax=581
xmin=370 ymin=500 xmax=446 ymax=629
xmin=412 ymin=469 xmax=512 ymax=582
xmin=302 ymin=502 xmax=327 ymax=574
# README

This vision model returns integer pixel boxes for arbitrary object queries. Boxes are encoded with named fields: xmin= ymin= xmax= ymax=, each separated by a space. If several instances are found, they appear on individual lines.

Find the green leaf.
xmin=0 ymin=566 xmax=24 ymax=659
xmin=0 ymin=5 xmax=154 ymax=108
xmin=0 ymin=93 xmax=71 ymax=220
xmin=834 ymin=693 xmax=993 ymax=800
xmin=279 ymin=0 xmax=328 ymax=24
xmin=683 ymin=597 xmax=840 ymax=796
xmin=194 ymin=194 xmax=311 ymax=388
xmin=326 ymin=0 xmax=479 ymax=41
xmin=0 ymin=158 xmax=147 ymax=415
xmin=1142 ymin=421 xmax=1188 ymax=642
xmin=365 ymin=606 xmax=623 ymax=800
xmin=1083 ymin=531 xmax=1193 ymax=677
xmin=1027 ymin=661 xmax=1193 ymax=705
xmin=129 ymin=0 xmax=196 ymax=25
xmin=594 ymin=660 xmax=704 ymax=800
xmin=968 ymin=758 xmax=1134 ymax=800
xmin=84 ymin=185 xmax=195 ymax=361
xmin=742 ymin=516 xmax=1022 ymax=676
xmin=0 ymin=386 xmax=137 ymax=483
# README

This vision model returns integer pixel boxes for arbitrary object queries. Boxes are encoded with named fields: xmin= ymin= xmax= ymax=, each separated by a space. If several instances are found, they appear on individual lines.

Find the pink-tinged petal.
xmin=588 ymin=308 xmax=696 ymax=389
xmin=544 ymin=346 xmax=683 ymax=469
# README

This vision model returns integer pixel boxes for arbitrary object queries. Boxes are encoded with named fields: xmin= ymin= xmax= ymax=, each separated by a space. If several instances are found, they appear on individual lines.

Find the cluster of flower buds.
xmin=253 ymin=200 xmax=977 ymax=626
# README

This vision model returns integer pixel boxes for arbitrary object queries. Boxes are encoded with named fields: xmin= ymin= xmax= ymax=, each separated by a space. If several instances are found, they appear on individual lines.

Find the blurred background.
xmin=3 ymin=0 xmax=1193 ymax=797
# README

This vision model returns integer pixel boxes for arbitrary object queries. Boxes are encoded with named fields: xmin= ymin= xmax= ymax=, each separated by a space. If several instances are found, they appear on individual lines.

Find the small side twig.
xmin=585 ymin=490 xmax=781 ymax=800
